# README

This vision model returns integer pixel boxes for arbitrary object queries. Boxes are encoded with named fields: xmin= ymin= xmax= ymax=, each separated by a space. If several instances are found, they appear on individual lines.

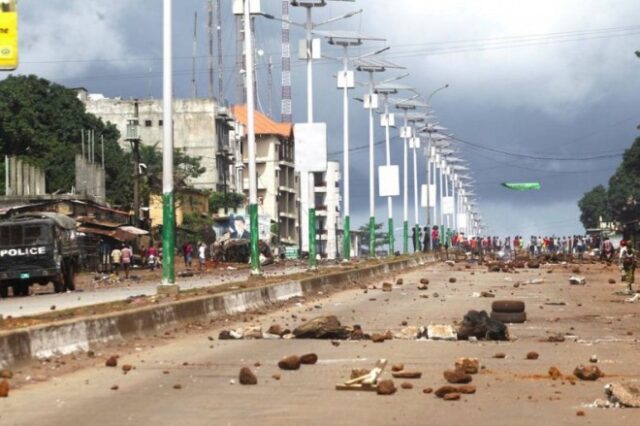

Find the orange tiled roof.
xmin=231 ymin=105 xmax=292 ymax=138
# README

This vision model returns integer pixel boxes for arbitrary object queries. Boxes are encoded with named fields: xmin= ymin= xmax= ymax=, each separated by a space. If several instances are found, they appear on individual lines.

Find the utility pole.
xmin=208 ymin=1 xmax=214 ymax=99
xmin=161 ymin=0 xmax=177 ymax=290
xmin=280 ymin=0 xmax=291 ymax=122
xmin=192 ymin=11 xmax=198 ymax=98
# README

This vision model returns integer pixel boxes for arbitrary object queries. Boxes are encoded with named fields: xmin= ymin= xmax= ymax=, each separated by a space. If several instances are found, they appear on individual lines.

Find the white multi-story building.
xmin=314 ymin=161 xmax=341 ymax=259
xmin=231 ymin=105 xmax=298 ymax=246
xmin=78 ymin=90 xmax=236 ymax=192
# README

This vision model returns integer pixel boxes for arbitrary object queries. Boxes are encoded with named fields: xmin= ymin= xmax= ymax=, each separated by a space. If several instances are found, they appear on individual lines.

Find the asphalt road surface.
xmin=2 ymin=261 xmax=640 ymax=425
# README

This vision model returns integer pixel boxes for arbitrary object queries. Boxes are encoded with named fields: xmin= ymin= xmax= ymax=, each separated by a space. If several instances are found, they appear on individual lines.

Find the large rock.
xmin=293 ymin=315 xmax=352 ymax=339
xmin=455 ymin=358 xmax=480 ymax=374
xmin=278 ymin=355 xmax=301 ymax=370
xmin=0 ymin=379 xmax=8 ymax=397
xmin=300 ymin=353 xmax=318 ymax=365
xmin=239 ymin=367 xmax=258 ymax=385
xmin=605 ymin=383 xmax=640 ymax=408
xmin=443 ymin=368 xmax=472 ymax=384
xmin=457 ymin=310 xmax=509 ymax=341
xmin=377 ymin=380 xmax=397 ymax=395
xmin=574 ymin=365 xmax=603 ymax=381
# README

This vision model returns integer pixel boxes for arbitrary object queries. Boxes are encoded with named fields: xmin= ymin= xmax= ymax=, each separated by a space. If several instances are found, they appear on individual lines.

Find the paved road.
xmin=1 ymin=262 xmax=640 ymax=425
xmin=0 ymin=263 xmax=306 ymax=318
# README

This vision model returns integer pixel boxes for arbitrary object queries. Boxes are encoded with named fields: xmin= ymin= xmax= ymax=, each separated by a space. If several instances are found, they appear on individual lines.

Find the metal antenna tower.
xmin=280 ymin=0 xmax=292 ymax=122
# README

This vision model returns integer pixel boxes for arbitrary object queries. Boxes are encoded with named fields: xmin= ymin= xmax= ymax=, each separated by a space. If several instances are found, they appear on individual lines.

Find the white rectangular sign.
xmin=337 ymin=70 xmax=355 ymax=89
xmin=294 ymin=122 xmax=327 ymax=172
xmin=378 ymin=165 xmax=400 ymax=197
xmin=442 ymin=196 xmax=455 ymax=215
xmin=364 ymin=93 xmax=379 ymax=109
xmin=380 ymin=113 xmax=395 ymax=127
xmin=457 ymin=214 xmax=468 ymax=229
xmin=429 ymin=184 xmax=437 ymax=205
xmin=409 ymin=137 xmax=420 ymax=149
xmin=400 ymin=126 xmax=412 ymax=138
xmin=421 ymin=184 xmax=428 ymax=207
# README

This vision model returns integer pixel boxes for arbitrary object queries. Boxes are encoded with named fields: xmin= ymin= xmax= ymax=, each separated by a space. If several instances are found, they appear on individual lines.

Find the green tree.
xmin=0 ymin=75 xmax=131 ymax=204
xmin=358 ymin=222 xmax=387 ymax=255
xmin=607 ymin=137 xmax=640 ymax=223
xmin=137 ymin=143 xmax=206 ymax=204
xmin=578 ymin=185 xmax=611 ymax=229
xmin=209 ymin=191 xmax=245 ymax=213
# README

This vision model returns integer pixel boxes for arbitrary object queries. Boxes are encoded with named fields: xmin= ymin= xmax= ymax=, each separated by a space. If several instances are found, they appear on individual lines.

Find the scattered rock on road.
xmin=443 ymin=393 xmax=461 ymax=401
xmin=449 ymin=277 xmax=457 ymax=283
xmin=0 ymin=369 xmax=13 ymax=379
xmin=0 ymin=379 xmax=9 ymax=397
xmin=548 ymin=367 xmax=562 ymax=380
xmin=574 ymin=365 xmax=603 ymax=381
xmin=455 ymin=358 xmax=480 ymax=374
xmin=392 ymin=371 xmax=422 ymax=379
xmin=443 ymin=368 xmax=472 ymax=384
xmin=457 ymin=310 xmax=509 ymax=341
xmin=377 ymin=380 xmax=397 ymax=395
xmin=391 ymin=364 xmax=405 ymax=372
xmin=300 ymin=353 xmax=318 ymax=365
xmin=401 ymin=382 xmax=413 ymax=389
xmin=605 ymin=383 xmax=640 ymax=408
xmin=239 ymin=367 xmax=258 ymax=385
xmin=105 ymin=356 xmax=118 ymax=367
xmin=293 ymin=315 xmax=352 ymax=340
xmin=278 ymin=355 xmax=301 ymax=370
xmin=382 ymin=282 xmax=393 ymax=292
xmin=420 ymin=278 xmax=430 ymax=285
xmin=493 ymin=352 xmax=506 ymax=359
xmin=526 ymin=352 xmax=539 ymax=360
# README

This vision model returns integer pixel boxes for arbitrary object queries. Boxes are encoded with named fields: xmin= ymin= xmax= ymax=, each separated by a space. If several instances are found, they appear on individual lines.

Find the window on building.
xmin=144 ymin=120 xmax=152 ymax=127
xmin=158 ymin=120 xmax=163 ymax=126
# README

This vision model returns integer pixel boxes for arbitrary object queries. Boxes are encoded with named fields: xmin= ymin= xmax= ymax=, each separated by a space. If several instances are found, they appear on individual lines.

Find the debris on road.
xmin=300 ymin=353 xmax=318 ymax=365
xmin=455 ymin=358 xmax=480 ymax=374
xmin=427 ymin=324 xmax=457 ymax=341
xmin=293 ymin=315 xmax=352 ymax=340
xmin=105 ymin=356 xmax=118 ymax=367
xmin=569 ymin=276 xmax=586 ymax=285
xmin=239 ymin=367 xmax=258 ymax=385
xmin=0 ymin=369 xmax=12 ymax=379
xmin=457 ymin=310 xmax=509 ymax=341
xmin=336 ymin=359 xmax=387 ymax=392
xmin=574 ymin=365 xmax=603 ymax=381
xmin=218 ymin=329 xmax=243 ymax=340
xmin=0 ymin=379 xmax=9 ymax=397
xmin=604 ymin=383 xmax=640 ymax=408
xmin=443 ymin=368 xmax=472 ymax=384
xmin=548 ymin=367 xmax=563 ymax=380
xmin=382 ymin=282 xmax=393 ymax=292
xmin=526 ymin=352 xmax=539 ymax=360
xmin=278 ymin=355 xmax=301 ymax=371
xmin=419 ymin=278 xmax=430 ymax=285
xmin=401 ymin=382 xmax=413 ymax=389
xmin=377 ymin=379 xmax=397 ymax=395
xmin=391 ymin=370 xmax=422 ymax=379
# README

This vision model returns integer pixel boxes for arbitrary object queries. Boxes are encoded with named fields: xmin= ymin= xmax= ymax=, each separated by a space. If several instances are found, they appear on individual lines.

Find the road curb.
xmin=0 ymin=255 xmax=428 ymax=367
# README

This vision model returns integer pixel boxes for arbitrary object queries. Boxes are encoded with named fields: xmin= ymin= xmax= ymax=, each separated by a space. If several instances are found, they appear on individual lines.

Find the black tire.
xmin=64 ymin=262 xmax=76 ymax=291
xmin=490 ymin=311 xmax=527 ymax=323
xmin=492 ymin=300 xmax=526 ymax=313
xmin=0 ymin=283 xmax=8 ymax=298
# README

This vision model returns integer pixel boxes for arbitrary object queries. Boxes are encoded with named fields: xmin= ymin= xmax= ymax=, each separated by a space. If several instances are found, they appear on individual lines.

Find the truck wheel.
xmin=64 ymin=262 xmax=76 ymax=291
xmin=0 ymin=283 xmax=8 ymax=298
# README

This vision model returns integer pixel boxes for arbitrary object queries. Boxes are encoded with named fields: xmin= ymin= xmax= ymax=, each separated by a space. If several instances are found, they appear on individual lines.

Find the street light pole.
xmin=244 ymin=0 xmax=261 ymax=275
xmin=383 ymin=94 xmax=394 ymax=255
xmin=402 ymin=109 xmax=409 ymax=254
xmin=341 ymin=45 xmax=351 ymax=260
xmin=161 ymin=0 xmax=176 ymax=287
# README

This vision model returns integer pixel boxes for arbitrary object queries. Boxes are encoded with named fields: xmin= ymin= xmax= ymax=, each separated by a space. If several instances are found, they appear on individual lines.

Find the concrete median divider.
xmin=0 ymin=255 xmax=429 ymax=368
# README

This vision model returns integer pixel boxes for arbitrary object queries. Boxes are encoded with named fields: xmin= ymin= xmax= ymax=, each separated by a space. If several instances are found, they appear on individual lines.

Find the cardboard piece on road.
xmin=428 ymin=324 xmax=458 ymax=341
xmin=337 ymin=359 xmax=387 ymax=391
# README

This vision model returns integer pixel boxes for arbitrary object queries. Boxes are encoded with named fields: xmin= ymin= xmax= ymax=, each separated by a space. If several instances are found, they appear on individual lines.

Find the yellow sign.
xmin=0 ymin=1 xmax=18 ymax=70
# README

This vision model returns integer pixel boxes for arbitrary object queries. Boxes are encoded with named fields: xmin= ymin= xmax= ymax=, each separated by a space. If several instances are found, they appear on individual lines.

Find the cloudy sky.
xmin=6 ymin=0 xmax=640 ymax=237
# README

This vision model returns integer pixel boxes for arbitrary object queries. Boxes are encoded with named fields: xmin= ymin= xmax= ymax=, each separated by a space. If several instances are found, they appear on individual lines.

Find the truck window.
xmin=24 ymin=225 xmax=51 ymax=245
xmin=0 ymin=225 xmax=22 ymax=247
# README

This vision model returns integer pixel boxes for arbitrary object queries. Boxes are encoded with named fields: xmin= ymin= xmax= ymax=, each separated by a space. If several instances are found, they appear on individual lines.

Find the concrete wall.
xmin=84 ymin=98 xmax=225 ymax=191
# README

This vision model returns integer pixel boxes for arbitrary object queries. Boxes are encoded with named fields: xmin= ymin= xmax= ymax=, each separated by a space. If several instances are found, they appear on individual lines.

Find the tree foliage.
xmin=0 ymin=75 xmax=131 ymax=204
xmin=578 ymin=185 xmax=610 ymax=229
xmin=357 ymin=222 xmax=387 ymax=255
xmin=209 ymin=191 xmax=245 ymax=213
xmin=579 ymin=137 xmax=640 ymax=228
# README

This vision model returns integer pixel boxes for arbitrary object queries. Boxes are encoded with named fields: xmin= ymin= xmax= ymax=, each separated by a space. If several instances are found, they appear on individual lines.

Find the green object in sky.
xmin=501 ymin=182 xmax=541 ymax=191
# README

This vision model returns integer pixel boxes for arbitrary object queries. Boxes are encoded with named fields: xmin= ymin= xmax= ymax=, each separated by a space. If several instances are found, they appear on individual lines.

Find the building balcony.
xmin=279 ymin=211 xmax=297 ymax=220
xmin=278 ymin=185 xmax=296 ymax=194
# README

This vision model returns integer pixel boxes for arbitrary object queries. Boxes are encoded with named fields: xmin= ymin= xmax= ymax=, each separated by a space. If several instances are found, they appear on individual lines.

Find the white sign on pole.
xmin=337 ymin=70 xmax=355 ymax=89
xmin=232 ymin=0 xmax=261 ymax=14
xmin=421 ymin=184 xmax=427 ymax=207
xmin=409 ymin=137 xmax=420 ymax=149
xmin=429 ymin=184 xmax=437 ymax=205
xmin=294 ymin=122 xmax=327 ymax=172
xmin=380 ymin=113 xmax=395 ymax=127
xmin=400 ymin=126 xmax=412 ymax=138
xmin=457 ymin=214 xmax=467 ymax=229
xmin=364 ymin=93 xmax=379 ymax=109
xmin=442 ymin=196 xmax=455 ymax=215
xmin=378 ymin=165 xmax=400 ymax=197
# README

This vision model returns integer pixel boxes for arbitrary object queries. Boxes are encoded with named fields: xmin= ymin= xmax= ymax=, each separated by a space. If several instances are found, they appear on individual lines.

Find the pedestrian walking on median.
xmin=110 ymin=246 xmax=122 ymax=277
xmin=620 ymin=240 xmax=636 ymax=294
xmin=422 ymin=226 xmax=430 ymax=253
xmin=183 ymin=242 xmax=193 ymax=268
xmin=198 ymin=241 xmax=206 ymax=272
xmin=121 ymin=244 xmax=132 ymax=279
